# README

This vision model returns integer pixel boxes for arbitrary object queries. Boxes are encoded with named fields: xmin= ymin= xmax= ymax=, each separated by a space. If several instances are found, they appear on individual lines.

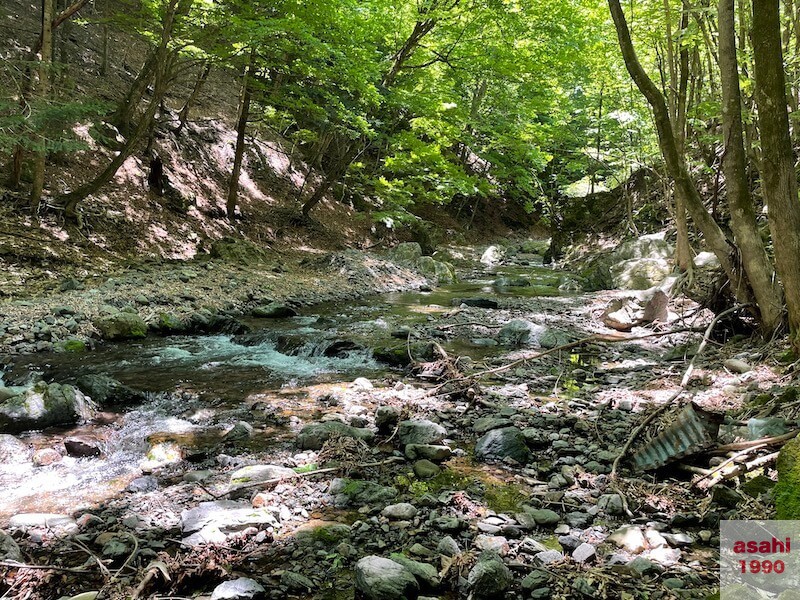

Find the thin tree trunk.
xmin=752 ymin=0 xmax=800 ymax=352
xmin=673 ymin=6 xmax=693 ymax=272
xmin=175 ymin=61 xmax=211 ymax=134
xmin=719 ymin=0 xmax=784 ymax=332
xmin=590 ymin=83 xmax=604 ymax=196
xmin=112 ymin=49 xmax=157 ymax=136
xmin=226 ymin=50 xmax=255 ymax=219
xmin=30 ymin=0 xmax=55 ymax=212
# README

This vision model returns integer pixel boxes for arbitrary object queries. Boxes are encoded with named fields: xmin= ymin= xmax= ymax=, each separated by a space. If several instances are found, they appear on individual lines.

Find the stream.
xmin=0 ymin=259 xmax=573 ymax=521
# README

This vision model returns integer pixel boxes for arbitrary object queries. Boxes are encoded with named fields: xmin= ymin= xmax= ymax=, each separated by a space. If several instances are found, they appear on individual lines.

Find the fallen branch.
xmin=0 ymin=560 xmax=92 ymax=574
xmin=435 ymin=321 xmax=504 ymax=330
xmin=711 ymin=429 xmax=800 ymax=453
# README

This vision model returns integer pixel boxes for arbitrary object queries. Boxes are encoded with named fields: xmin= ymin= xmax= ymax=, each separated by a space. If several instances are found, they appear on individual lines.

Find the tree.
xmin=751 ymin=0 xmax=800 ymax=352
xmin=30 ymin=0 xmax=55 ymax=212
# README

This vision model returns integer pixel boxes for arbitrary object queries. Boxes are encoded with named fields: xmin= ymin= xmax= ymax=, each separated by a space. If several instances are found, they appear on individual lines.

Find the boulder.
xmin=296 ymin=421 xmax=375 ymax=450
xmin=416 ymin=256 xmax=457 ymax=285
xmin=467 ymin=552 xmax=512 ymax=599
xmin=475 ymin=427 xmax=530 ymax=464
xmin=610 ymin=258 xmax=673 ymax=290
xmin=375 ymin=406 xmax=401 ymax=434
xmin=496 ymin=320 xmax=536 ymax=347
xmin=398 ymin=420 xmax=447 ymax=446
xmin=382 ymin=503 xmax=418 ymax=520
xmin=74 ymin=374 xmax=146 ymax=406
xmin=252 ymin=302 xmax=297 ymax=319
xmin=413 ymin=459 xmax=441 ymax=479
xmin=64 ymin=436 xmax=102 ymax=457
xmin=391 ymin=242 xmax=424 ymax=264
xmin=480 ymin=246 xmax=504 ymax=267
xmin=210 ymin=578 xmax=265 ymax=600
xmin=93 ymin=312 xmax=147 ymax=340
xmin=354 ymin=555 xmax=419 ymax=600
xmin=0 ymin=383 xmax=95 ymax=434
xmin=180 ymin=501 xmax=279 ymax=545
xmin=329 ymin=478 xmax=398 ymax=506
xmin=404 ymin=444 xmax=451 ymax=462
xmin=389 ymin=553 xmax=441 ymax=588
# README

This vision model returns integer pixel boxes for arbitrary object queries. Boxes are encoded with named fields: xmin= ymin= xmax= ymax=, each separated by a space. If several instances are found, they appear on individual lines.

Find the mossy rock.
xmin=415 ymin=256 xmax=457 ymax=285
xmin=93 ymin=312 xmax=147 ymax=340
xmin=209 ymin=236 xmax=268 ymax=263
xmin=57 ymin=339 xmax=87 ymax=353
xmin=372 ymin=342 xmax=435 ymax=366
xmin=156 ymin=312 xmax=185 ymax=333
xmin=775 ymin=437 xmax=800 ymax=519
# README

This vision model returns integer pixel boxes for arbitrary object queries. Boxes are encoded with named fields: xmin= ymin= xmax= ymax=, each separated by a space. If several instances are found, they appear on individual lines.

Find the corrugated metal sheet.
xmin=632 ymin=402 xmax=723 ymax=471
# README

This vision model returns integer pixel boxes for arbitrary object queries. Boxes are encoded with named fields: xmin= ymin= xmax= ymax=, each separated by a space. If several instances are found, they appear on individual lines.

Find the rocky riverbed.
xmin=0 ymin=239 xmax=796 ymax=600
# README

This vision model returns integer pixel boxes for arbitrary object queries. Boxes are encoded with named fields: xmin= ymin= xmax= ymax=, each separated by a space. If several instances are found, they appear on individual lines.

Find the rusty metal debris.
xmin=631 ymin=402 xmax=724 ymax=471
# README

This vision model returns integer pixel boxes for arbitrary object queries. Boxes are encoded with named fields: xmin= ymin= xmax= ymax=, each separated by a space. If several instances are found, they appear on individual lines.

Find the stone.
xmin=32 ymin=448 xmax=61 ymax=466
xmin=351 ymin=377 xmax=373 ymax=390
xmin=724 ymin=358 xmax=752 ymax=374
xmin=229 ymin=465 xmax=296 ymax=486
xmin=0 ymin=383 xmax=95 ymax=434
xmin=467 ymin=552 xmax=512 ymax=598
xmin=127 ymin=476 xmax=158 ymax=493
xmin=0 ymin=530 xmax=21 ymax=561
xmin=522 ymin=569 xmax=551 ymax=590
xmin=93 ymin=312 xmax=147 ymax=340
xmin=224 ymin=421 xmax=254 ymax=441
xmin=662 ymin=532 xmax=694 ymax=547
xmin=474 ymin=427 xmax=530 ymax=464
xmin=437 ymin=536 xmax=461 ymax=557
xmin=329 ymin=479 xmax=398 ymax=506
xmin=74 ymin=374 xmax=146 ymax=406
xmin=474 ymin=535 xmax=509 ymax=555
xmin=252 ymin=302 xmax=297 ymax=319
xmin=404 ymin=444 xmax=451 ymax=462
xmin=0 ymin=434 xmax=30 ymax=464
xmin=607 ymin=525 xmax=646 ymax=553
xmin=535 ymin=550 xmax=564 ymax=565
xmin=527 ymin=509 xmax=560 ymax=528
xmin=180 ymin=501 xmax=278 ymax=539
xmin=8 ymin=513 xmax=78 ymax=534
xmin=210 ymin=577 xmax=266 ymax=600
xmin=452 ymin=297 xmax=499 ymax=309
xmin=354 ymin=556 xmax=419 ymax=600
xmin=64 ymin=436 xmax=102 ymax=457
xmin=611 ymin=258 xmax=673 ymax=290
xmin=473 ymin=416 xmax=513 ymax=434
xmin=597 ymin=493 xmax=625 ymax=516
xmin=382 ymin=503 xmax=418 ymax=520
xmin=413 ymin=459 xmax=441 ymax=479
xmin=389 ymin=553 xmax=440 ymax=588
xmin=375 ymin=406 xmax=401 ymax=434
xmin=416 ymin=256 xmax=457 ymax=285
xmin=572 ymin=543 xmax=596 ymax=563
xmin=480 ymin=246 xmax=504 ymax=267
xmin=624 ymin=557 xmax=663 ymax=578
xmin=497 ymin=320 xmax=535 ymax=347
xmin=398 ymin=420 xmax=447 ymax=446
xmin=280 ymin=571 xmax=314 ymax=592
xmin=391 ymin=242 xmax=424 ymax=263
xmin=296 ymin=421 xmax=375 ymax=450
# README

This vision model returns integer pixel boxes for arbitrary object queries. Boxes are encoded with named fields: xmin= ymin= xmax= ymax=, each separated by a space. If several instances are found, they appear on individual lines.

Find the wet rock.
xmin=229 ymin=465 xmax=296 ymax=485
xmin=93 ymin=312 xmax=147 ymax=340
xmin=496 ymin=320 xmax=536 ymax=347
xmin=74 ymin=374 xmax=146 ymax=406
xmin=0 ymin=530 xmax=22 ymax=561
xmin=608 ymin=525 xmax=646 ymax=553
xmin=389 ymin=553 xmax=440 ymax=588
xmin=296 ymin=421 xmax=375 ymax=450
xmin=405 ymin=444 xmax=451 ymax=462
xmin=413 ymin=459 xmax=441 ymax=479
xmin=474 ymin=427 xmax=530 ymax=464
xmin=224 ymin=421 xmax=254 ymax=441
xmin=467 ymin=551 xmax=512 ymax=598
xmin=398 ymin=420 xmax=447 ymax=446
xmin=451 ymin=297 xmax=499 ymax=309
xmin=0 ymin=434 xmax=30 ymax=464
xmin=329 ymin=478 xmax=398 ymax=506
xmin=375 ymin=406 xmax=401 ymax=434
xmin=354 ymin=555 xmax=419 ymax=600
xmin=382 ymin=503 xmax=418 ymax=520
xmin=64 ymin=436 xmax=102 ymax=457
xmin=0 ymin=386 xmax=29 ymax=403
xmin=252 ymin=302 xmax=297 ymax=319
xmin=32 ymin=448 xmax=61 ymax=466
xmin=210 ymin=577 xmax=266 ymax=600
xmin=416 ymin=256 xmax=457 ymax=285
xmin=0 ymin=383 xmax=95 ymax=434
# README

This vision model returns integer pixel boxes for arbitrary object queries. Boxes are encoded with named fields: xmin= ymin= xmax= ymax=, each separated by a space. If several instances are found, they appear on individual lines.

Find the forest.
xmin=1 ymin=0 xmax=800 ymax=598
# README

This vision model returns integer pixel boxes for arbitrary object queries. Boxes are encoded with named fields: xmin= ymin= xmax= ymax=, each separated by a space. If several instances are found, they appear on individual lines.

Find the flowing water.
xmin=0 ymin=261 xmax=573 ymax=519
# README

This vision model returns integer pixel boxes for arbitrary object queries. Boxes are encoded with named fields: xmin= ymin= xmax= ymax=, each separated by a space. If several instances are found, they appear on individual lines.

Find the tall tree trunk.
xmin=112 ymin=49 xmax=157 ymax=136
xmin=719 ymin=0 xmax=784 ymax=332
xmin=30 ymin=0 xmax=55 ymax=212
xmin=226 ymin=50 xmax=255 ymax=219
xmin=752 ymin=0 xmax=800 ymax=352
xmin=607 ymin=0 xmax=746 ymax=302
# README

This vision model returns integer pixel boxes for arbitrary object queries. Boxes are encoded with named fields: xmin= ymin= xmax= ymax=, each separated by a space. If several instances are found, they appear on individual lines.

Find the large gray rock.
xmin=496 ymin=320 xmax=536 ymax=347
xmin=229 ymin=464 xmax=296 ymax=485
xmin=296 ymin=421 xmax=375 ymax=450
xmin=210 ymin=577 xmax=265 ymax=600
xmin=391 ymin=242 xmax=424 ymax=264
xmin=467 ymin=552 xmax=512 ymax=598
xmin=93 ymin=312 xmax=147 ymax=340
xmin=0 ymin=434 xmax=30 ymax=464
xmin=0 ymin=383 xmax=95 ymax=434
xmin=474 ymin=427 xmax=530 ymax=464
xmin=610 ymin=258 xmax=673 ymax=290
xmin=404 ymin=444 xmax=452 ymax=462
xmin=74 ymin=374 xmax=147 ymax=406
xmin=480 ymin=246 xmax=504 ymax=267
xmin=416 ymin=256 xmax=457 ymax=285
xmin=0 ymin=530 xmax=22 ymax=561
xmin=252 ymin=302 xmax=297 ymax=319
xmin=389 ymin=553 xmax=441 ymax=588
xmin=180 ymin=501 xmax=278 ymax=546
xmin=398 ymin=420 xmax=447 ymax=446
xmin=354 ymin=556 xmax=419 ymax=600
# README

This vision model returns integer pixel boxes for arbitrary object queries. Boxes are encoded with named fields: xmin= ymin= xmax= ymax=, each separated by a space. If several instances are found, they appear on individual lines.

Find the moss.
xmin=59 ymin=339 xmax=86 ymax=353
xmin=775 ymin=437 xmax=800 ymax=519
xmin=485 ymin=483 xmax=527 ymax=514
